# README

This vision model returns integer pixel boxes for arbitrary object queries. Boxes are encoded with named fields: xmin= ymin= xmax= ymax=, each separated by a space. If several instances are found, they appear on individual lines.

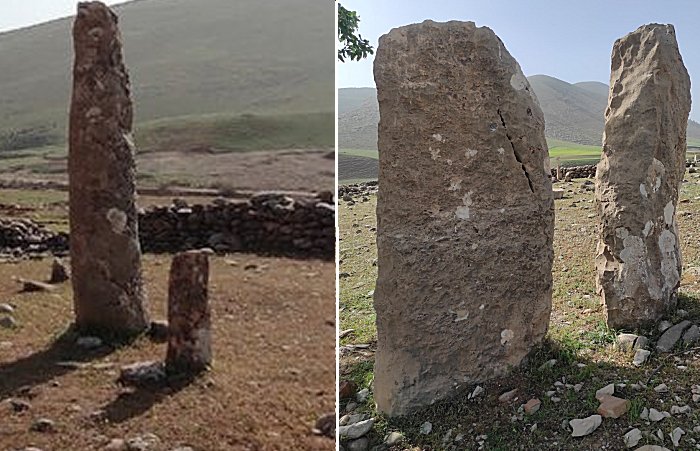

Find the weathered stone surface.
xmin=165 ymin=251 xmax=211 ymax=374
xmin=373 ymin=20 xmax=554 ymax=417
xmin=595 ymin=24 xmax=691 ymax=328
xmin=69 ymin=2 xmax=147 ymax=337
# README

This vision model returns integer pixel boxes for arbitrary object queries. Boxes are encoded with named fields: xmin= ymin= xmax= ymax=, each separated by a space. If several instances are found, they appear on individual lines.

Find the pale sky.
xmin=340 ymin=0 xmax=700 ymax=121
xmin=0 ymin=0 xmax=130 ymax=32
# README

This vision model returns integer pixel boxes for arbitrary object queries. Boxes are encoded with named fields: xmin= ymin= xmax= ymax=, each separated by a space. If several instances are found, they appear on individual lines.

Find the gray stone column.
xmin=68 ymin=1 xmax=148 ymax=338
xmin=373 ymin=20 xmax=554 ymax=416
xmin=595 ymin=24 xmax=691 ymax=329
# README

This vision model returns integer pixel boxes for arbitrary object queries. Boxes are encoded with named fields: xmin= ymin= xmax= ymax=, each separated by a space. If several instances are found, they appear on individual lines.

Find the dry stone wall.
xmin=0 ymin=193 xmax=334 ymax=260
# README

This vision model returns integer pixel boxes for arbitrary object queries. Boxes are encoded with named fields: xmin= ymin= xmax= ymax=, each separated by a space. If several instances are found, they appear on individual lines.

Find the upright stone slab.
xmin=69 ymin=2 xmax=148 ymax=337
xmin=166 ymin=251 xmax=211 ymax=375
xmin=595 ymin=24 xmax=691 ymax=329
xmin=373 ymin=21 xmax=554 ymax=416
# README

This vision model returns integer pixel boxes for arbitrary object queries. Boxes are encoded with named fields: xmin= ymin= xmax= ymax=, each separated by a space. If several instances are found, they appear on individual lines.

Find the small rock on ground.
xmin=656 ymin=320 xmax=691 ymax=352
xmin=633 ymin=349 xmax=651 ymax=366
xmin=570 ymin=414 xmax=602 ymax=437
xmin=338 ymin=418 xmax=374 ymax=440
xmin=624 ymin=428 xmax=642 ymax=448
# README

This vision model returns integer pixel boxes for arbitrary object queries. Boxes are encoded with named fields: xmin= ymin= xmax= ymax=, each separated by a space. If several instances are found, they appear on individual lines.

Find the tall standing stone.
xmin=595 ymin=24 xmax=691 ymax=329
xmin=165 ymin=251 xmax=211 ymax=375
xmin=373 ymin=21 xmax=554 ymax=416
xmin=69 ymin=2 xmax=148 ymax=337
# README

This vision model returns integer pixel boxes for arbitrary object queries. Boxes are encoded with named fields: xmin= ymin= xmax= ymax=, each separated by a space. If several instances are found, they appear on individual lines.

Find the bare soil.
xmin=0 ymin=254 xmax=335 ymax=450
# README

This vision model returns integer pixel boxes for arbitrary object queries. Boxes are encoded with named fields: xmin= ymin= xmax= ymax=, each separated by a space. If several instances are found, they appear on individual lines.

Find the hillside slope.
xmin=0 ymin=0 xmax=334 ymax=151
xmin=339 ymin=76 xmax=700 ymax=151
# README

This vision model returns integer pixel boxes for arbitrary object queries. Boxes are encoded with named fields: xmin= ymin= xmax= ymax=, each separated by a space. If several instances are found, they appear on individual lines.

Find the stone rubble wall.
xmin=0 ymin=192 xmax=335 ymax=260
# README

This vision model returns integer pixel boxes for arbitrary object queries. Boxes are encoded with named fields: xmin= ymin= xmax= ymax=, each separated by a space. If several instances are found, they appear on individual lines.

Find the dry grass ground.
xmin=0 ymin=195 xmax=335 ymax=450
xmin=339 ymin=171 xmax=700 ymax=450
xmin=0 ymin=147 xmax=335 ymax=194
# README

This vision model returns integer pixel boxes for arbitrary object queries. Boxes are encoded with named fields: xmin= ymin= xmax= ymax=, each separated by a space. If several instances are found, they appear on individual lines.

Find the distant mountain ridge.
xmin=339 ymin=75 xmax=700 ymax=150
xmin=0 ymin=0 xmax=334 ymax=151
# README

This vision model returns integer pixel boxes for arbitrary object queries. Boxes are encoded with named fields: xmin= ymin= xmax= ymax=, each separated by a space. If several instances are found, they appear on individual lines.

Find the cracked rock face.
xmin=68 ymin=2 xmax=148 ymax=337
xmin=372 ymin=20 xmax=554 ymax=416
xmin=595 ymin=23 xmax=691 ymax=329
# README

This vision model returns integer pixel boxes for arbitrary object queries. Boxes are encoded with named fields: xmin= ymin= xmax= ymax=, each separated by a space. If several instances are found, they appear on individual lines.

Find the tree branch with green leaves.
xmin=338 ymin=3 xmax=373 ymax=62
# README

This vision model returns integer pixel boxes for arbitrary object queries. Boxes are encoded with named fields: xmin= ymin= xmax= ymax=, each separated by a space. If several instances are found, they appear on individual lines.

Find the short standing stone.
xmin=69 ymin=2 xmax=148 ymax=337
xmin=372 ymin=20 xmax=553 ymax=417
xmin=595 ymin=24 xmax=691 ymax=328
xmin=49 ymin=258 xmax=69 ymax=284
xmin=165 ymin=251 xmax=211 ymax=374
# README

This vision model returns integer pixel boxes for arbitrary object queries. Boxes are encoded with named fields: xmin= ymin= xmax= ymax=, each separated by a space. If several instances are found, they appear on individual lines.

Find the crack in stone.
xmin=498 ymin=109 xmax=534 ymax=193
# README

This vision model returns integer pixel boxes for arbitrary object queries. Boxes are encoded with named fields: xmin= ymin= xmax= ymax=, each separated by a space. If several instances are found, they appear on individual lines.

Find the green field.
xmin=341 ymin=139 xmax=601 ymax=162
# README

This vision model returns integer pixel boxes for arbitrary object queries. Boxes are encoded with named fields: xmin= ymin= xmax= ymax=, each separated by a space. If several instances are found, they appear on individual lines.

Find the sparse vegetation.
xmin=339 ymin=172 xmax=700 ymax=449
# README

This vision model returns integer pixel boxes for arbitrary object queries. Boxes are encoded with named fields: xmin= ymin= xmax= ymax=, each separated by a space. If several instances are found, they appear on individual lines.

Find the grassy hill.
xmin=0 ymin=0 xmax=334 ymax=155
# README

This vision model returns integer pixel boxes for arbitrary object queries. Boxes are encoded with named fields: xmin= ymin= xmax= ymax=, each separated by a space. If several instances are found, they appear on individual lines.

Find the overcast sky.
xmin=0 ymin=0 xmax=130 ymax=32
xmin=339 ymin=0 xmax=700 ymax=120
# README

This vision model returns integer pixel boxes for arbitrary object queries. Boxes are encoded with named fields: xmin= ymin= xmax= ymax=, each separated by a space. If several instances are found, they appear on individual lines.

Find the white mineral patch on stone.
xmin=640 ymin=183 xmax=648 ymax=198
xmin=619 ymin=234 xmax=644 ymax=264
xmin=453 ymin=308 xmax=469 ymax=322
xmin=497 ymin=147 xmax=505 ymax=154
xmin=465 ymin=149 xmax=478 ymax=158
xmin=643 ymin=221 xmax=653 ymax=237
xmin=106 ymin=208 xmax=127 ymax=234
xmin=510 ymin=73 xmax=528 ymax=90
xmin=664 ymin=201 xmax=674 ymax=225
xmin=432 ymin=133 xmax=445 ymax=142
xmin=501 ymin=329 xmax=514 ymax=345
xmin=616 ymin=227 xmax=629 ymax=239
xmin=429 ymin=146 xmax=440 ymax=160
xmin=448 ymin=179 xmax=462 ymax=191
xmin=455 ymin=191 xmax=473 ymax=220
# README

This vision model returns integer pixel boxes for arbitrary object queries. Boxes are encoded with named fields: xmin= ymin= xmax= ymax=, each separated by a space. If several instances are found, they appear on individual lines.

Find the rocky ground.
xmin=0 ymin=193 xmax=336 ymax=450
xmin=338 ymin=170 xmax=700 ymax=450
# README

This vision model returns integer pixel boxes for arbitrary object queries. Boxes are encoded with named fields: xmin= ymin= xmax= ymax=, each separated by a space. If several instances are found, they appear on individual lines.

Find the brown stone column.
xmin=166 ymin=251 xmax=211 ymax=375
xmin=373 ymin=20 xmax=554 ymax=416
xmin=68 ymin=1 xmax=148 ymax=338
xmin=595 ymin=24 xmax=691 ymax=328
